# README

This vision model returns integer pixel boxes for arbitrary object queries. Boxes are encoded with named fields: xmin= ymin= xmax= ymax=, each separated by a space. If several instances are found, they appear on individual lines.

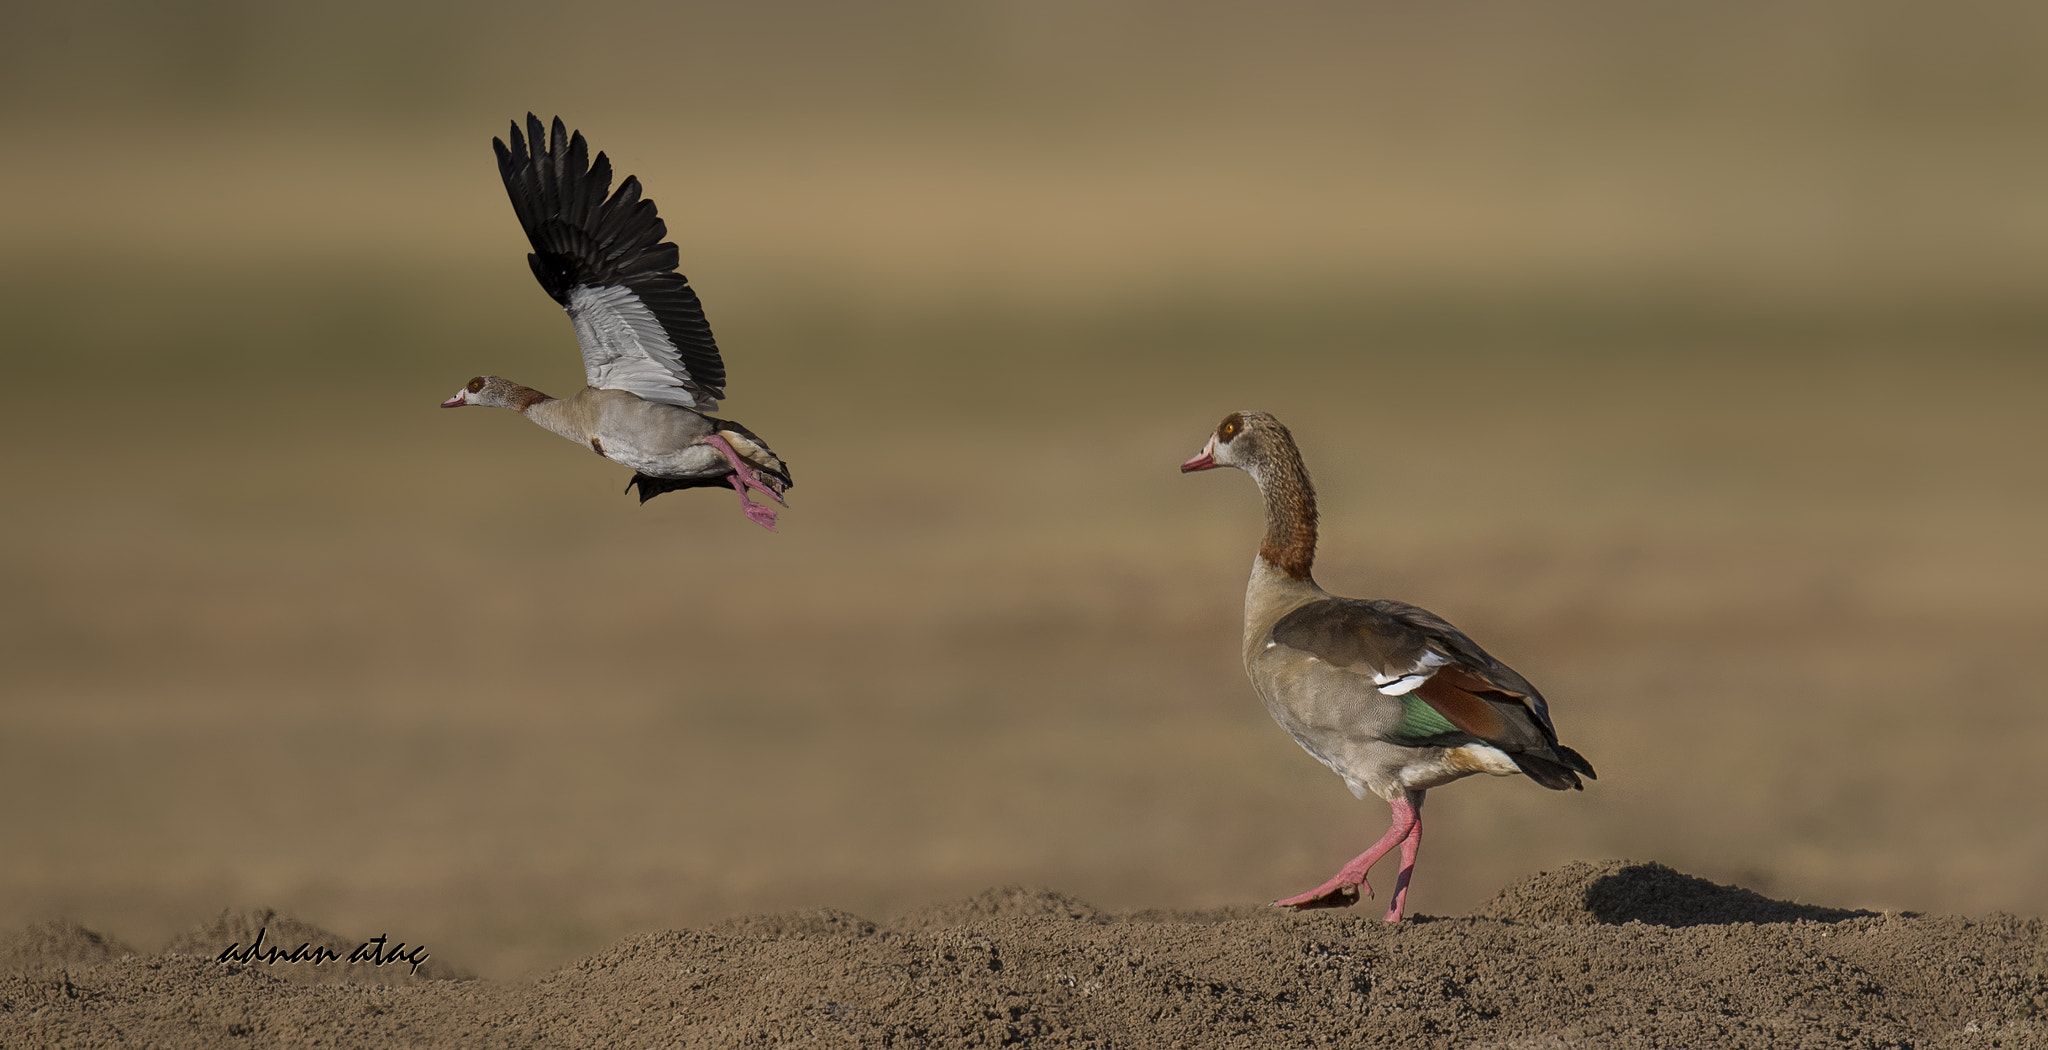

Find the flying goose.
xmin=442 ymin=114 xmax=792 ymax=531
xmin=1181 ymin=411 xmax=1594 ymax=921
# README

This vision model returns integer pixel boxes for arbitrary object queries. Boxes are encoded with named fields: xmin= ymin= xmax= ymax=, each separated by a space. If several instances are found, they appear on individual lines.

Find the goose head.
xmin=442 ymin=375 xmax=518 ymax=408
xmin=1180 ymin=411 xmax=1295 ymax=484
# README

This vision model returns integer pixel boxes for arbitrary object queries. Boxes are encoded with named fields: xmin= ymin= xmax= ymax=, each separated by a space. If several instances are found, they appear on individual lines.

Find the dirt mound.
xmin=893 ymin=885 xmax=1106 ymax=930
xmin=0 ymin=919 xmax=136 ymax=973
xmin=3 ymin=867 xmax=2043 ymax=1048
xmin=1477 ymin=859 xmax=1881 ymax=926
xmin=164 ymin=907 xmax=455 ymax=985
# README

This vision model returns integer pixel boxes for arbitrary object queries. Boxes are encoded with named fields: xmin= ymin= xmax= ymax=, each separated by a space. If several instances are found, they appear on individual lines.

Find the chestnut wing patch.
xmin=1413 ymin=665 xmax=1553 ymax=751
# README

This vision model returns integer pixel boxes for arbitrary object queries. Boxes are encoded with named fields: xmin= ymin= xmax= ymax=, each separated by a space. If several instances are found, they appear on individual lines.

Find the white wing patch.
xmin=1373 ymin=650 xmax=1449 ymax=697
xmin=567 ymin=284 xmax=715 ymax=411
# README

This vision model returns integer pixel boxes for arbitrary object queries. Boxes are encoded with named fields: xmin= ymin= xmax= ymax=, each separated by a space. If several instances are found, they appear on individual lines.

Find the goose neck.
xmin=1253 ymin=445 xmax=1318 ymax=582
xmin=518 ymin=389 xmax=577 ymax=440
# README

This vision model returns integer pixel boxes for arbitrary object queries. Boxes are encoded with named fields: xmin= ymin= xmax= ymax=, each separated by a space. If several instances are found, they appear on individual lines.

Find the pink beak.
xmin=440 ymin=393 xmax=466 ymax=408
xmin=1180 ymin=437 xmax=1218 ymax=472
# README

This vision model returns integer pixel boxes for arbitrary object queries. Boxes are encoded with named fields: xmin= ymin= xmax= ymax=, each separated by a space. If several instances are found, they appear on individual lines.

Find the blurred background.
xmin=2 ymin=0 xmax=2044 ymax=978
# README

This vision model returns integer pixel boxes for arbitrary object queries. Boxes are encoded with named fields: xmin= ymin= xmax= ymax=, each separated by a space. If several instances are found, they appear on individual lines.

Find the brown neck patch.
xmin=1256 ymin=434 xmax=1318 ymax=581
xmin=509 ymin=385 xmax=552 ymax=412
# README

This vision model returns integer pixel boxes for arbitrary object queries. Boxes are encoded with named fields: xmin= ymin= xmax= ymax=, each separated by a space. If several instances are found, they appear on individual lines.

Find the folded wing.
xmin=1270 ymin=597 xmax=1597 ymax=789
xmin=495 ymin=114 xmax=726 ymax=410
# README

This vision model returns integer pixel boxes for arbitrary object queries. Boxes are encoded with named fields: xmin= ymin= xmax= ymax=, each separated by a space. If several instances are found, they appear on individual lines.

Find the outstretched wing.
xmin=495 ymin=114 xmax=726 ymax=410
xmin=1270 ymin=597 xmax=1597 ymax=789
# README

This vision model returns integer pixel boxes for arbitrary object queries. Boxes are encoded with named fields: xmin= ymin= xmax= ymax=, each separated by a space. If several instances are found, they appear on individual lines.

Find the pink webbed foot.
xmin=1275 ymin=792 xmax=1424 ymax=921
xmin=725 ymin=475 xmax=780 ymax=532
xmin=731 ymin=465 xmax=787 ymax=507
xmin=1273 ymin=876 xmax=1369 ymax=911
xmin=704 ymin=434 xmax=787 ymax=507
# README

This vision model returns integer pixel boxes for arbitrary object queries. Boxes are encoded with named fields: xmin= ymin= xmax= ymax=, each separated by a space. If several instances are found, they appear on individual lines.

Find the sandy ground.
xmin=5 ymin=861 xmax=2043 ymax=1048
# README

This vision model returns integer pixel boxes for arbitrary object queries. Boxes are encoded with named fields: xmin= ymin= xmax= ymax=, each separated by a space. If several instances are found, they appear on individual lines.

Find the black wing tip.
xmin=504 ymin=114 xmax=578 ymax=155
xmin=496 ymin=113 xmax=571 ymax=174
xmin=499 ymin=114 xmax=581 ymax=155
xmin=624 ymin=473 xmax=735 ymax=503
xmin=494 ymin=118 xmax=526 ymax=175
xmin=1515 ymin=744 xmax=1597 ymax=791
xmin=496 ymin=115 xmax=725 ymax=380
xmin=1518 ymin=759 xmax=1584 ymax=791
xmin=495 ymin=115 xmax=688 ymax=286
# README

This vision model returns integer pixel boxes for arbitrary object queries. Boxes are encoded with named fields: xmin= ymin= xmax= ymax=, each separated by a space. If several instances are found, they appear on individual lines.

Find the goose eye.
xmin=467 ymin=377 xmax=485 ymax=393
xmin=1220 ymin=419 xmax=1239 ymax=440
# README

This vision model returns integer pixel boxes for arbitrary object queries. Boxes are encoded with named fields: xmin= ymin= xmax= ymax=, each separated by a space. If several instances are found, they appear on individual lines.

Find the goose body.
xmin=442 ymin=115 xmax=791 ymax=529
xmin=1183 ymin=411 xmax=1594 ymax=921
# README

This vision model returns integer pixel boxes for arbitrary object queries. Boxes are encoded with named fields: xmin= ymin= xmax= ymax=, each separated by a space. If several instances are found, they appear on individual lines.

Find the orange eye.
xmin=467 ymin=377 xmax=484 ymax=393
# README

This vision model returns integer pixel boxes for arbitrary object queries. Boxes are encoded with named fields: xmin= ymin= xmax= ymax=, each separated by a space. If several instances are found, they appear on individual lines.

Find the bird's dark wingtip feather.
xmin=1513 ymin=751 xmax=1590 ymax=791
xmin=1554 ymin=743 xmax=1597 ymax=780
xmin=624 ymin=473 xmax=737 ymax=503
xmin=493 ymin=113 xmax=729 ymax=390
xmin=624 ymin=474 xmax=665 ymax=504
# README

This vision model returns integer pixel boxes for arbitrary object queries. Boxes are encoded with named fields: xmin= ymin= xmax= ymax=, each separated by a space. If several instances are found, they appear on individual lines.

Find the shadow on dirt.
xmin=1585 ymin=862 xmax=1878 ymax=926
xmin=1479 ymin=859 xmax=1885 ymax=926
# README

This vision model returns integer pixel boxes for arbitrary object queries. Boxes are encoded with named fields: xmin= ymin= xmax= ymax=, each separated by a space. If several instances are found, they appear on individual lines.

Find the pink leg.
xmin=1382 ymin=792 xmax=1425 ymax=922
xmin=703 ymin=434 xmax=787 ymax=507
xmin=725 ymin=475 xmax=779 ymax=531
xmin=1274 ymin=792 xmax=1421 ymax=911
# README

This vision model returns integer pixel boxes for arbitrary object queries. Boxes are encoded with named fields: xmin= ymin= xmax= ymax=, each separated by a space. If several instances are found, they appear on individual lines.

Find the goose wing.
xmin=495 ymin=114 xmax=725 ymax=411
xmin=1270 ymin=597 xmax=1596 ymax=788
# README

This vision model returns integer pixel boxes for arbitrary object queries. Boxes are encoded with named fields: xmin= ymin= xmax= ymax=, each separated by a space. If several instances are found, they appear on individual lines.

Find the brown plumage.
xmin=1182 ymin=410 xmax=1594 ymax=920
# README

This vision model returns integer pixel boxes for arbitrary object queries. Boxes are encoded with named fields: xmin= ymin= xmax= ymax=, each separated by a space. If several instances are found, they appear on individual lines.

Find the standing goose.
xmin=1181 ymin=411 xmax=1594 ymax=921
xmin=442 ymin=114 xmax=792 ymax=531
